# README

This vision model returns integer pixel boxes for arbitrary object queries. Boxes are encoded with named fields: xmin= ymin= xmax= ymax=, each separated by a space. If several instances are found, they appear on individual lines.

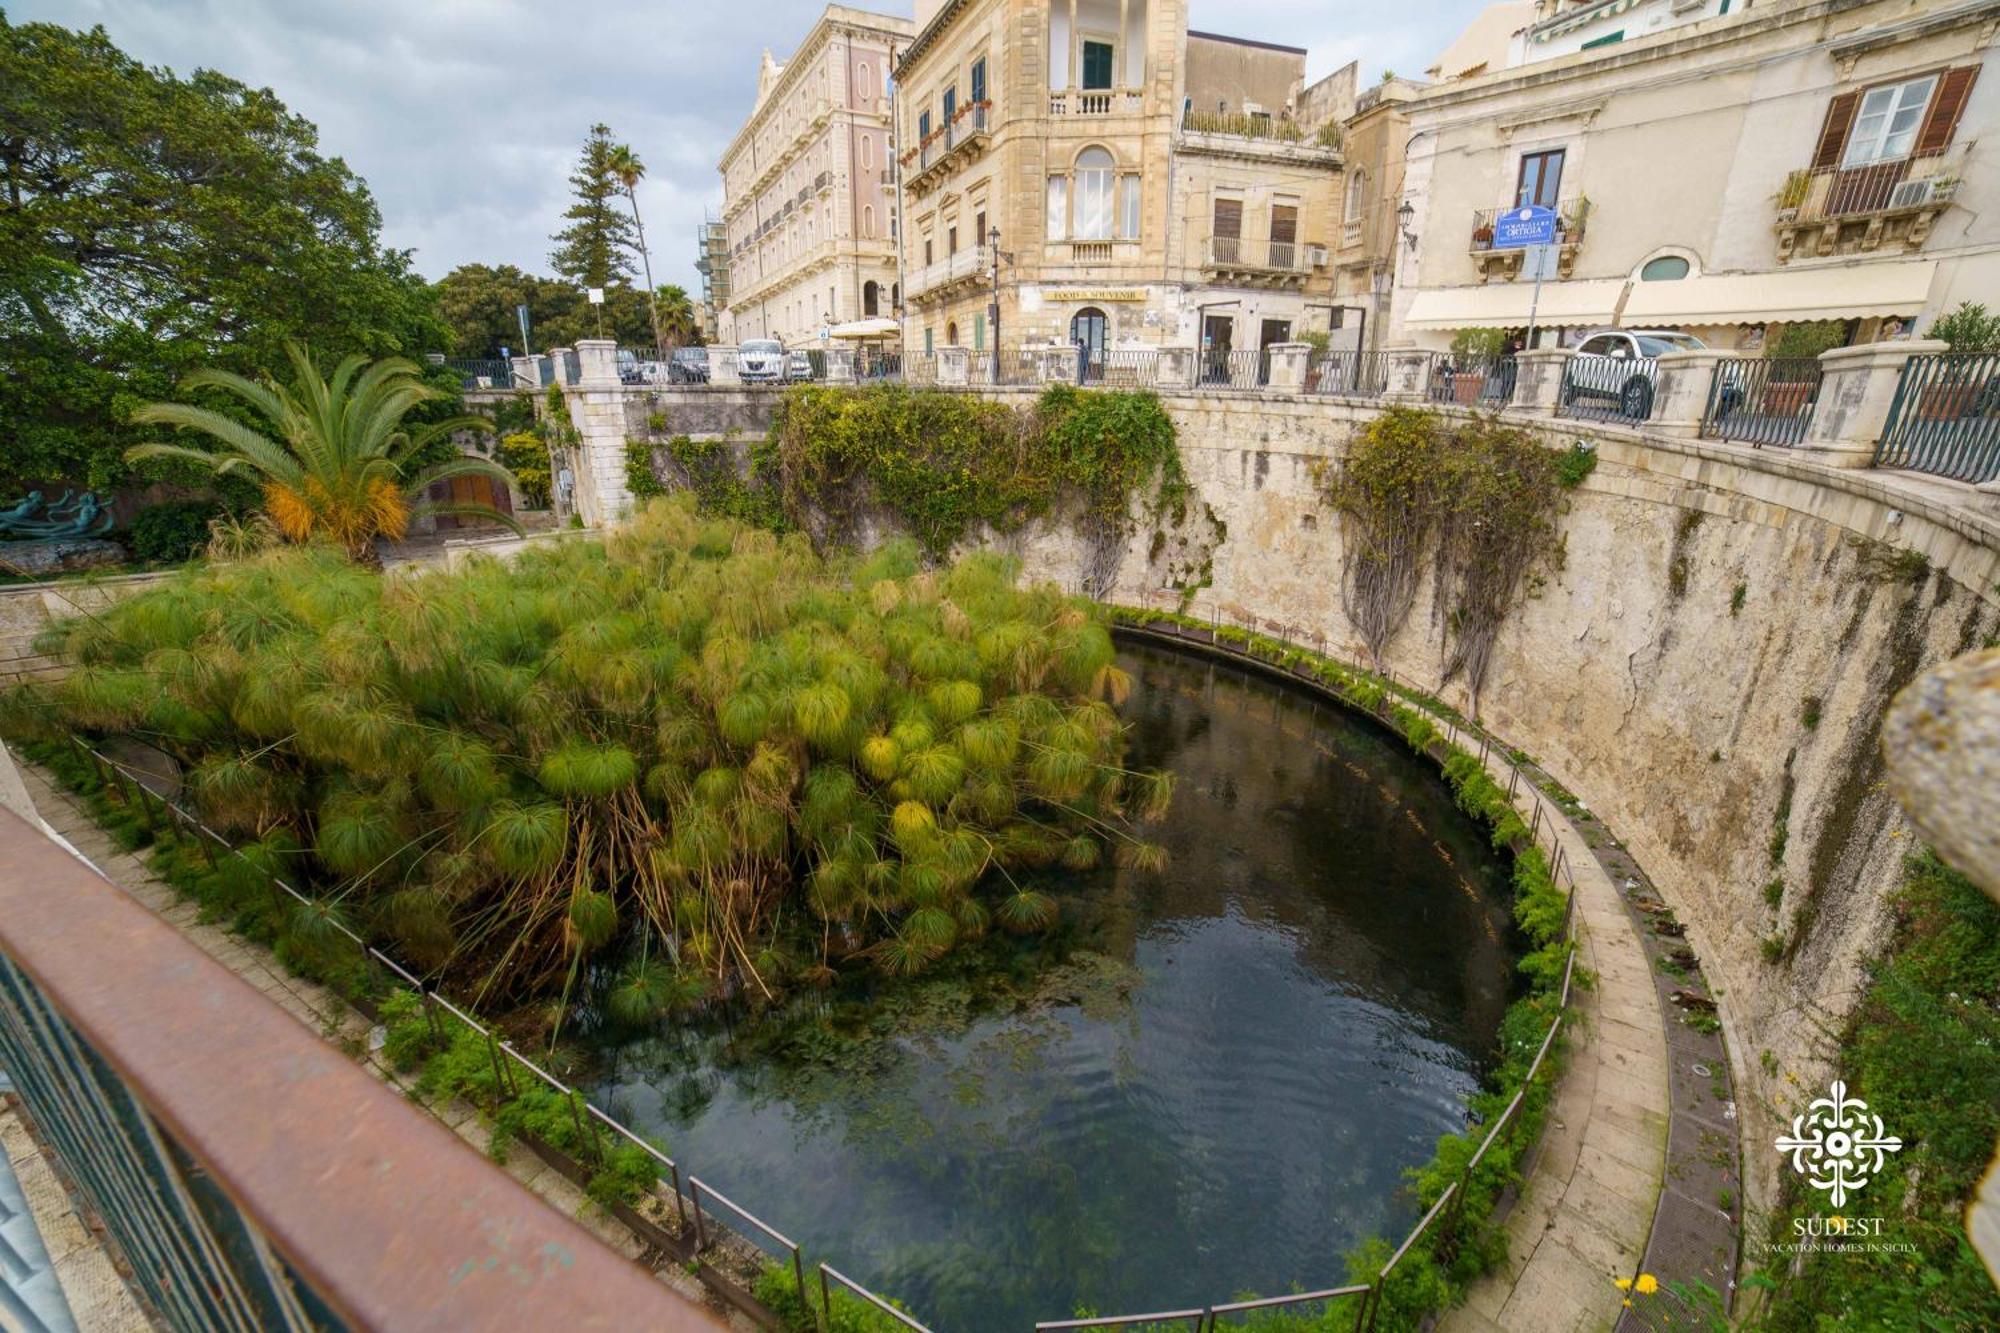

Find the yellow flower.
xmin=1614 ymin=1278 xmax=1633 ymax=1291
xmin=1635 ymin=1273 xmax=1660 ymax=1295
xmin=1622 ymin=1299 xmax=1633 ymax=1308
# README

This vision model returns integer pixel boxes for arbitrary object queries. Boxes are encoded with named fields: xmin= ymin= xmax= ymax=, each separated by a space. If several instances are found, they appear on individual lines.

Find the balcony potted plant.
xmin=1471 ymin=220 xmax=1495 ymax=247
xmin=1918 ymin=301 xmax=2000 ymax=419
xmin=1447 ymin=327 xmax=1504 ymax=402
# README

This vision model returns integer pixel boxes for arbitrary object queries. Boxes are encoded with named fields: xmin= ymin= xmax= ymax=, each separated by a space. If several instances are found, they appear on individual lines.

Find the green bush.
xmin=1927 ymin=300 xmax=2000 ymax=354
xmin=125 ymin=499 xmax=221 ymax=564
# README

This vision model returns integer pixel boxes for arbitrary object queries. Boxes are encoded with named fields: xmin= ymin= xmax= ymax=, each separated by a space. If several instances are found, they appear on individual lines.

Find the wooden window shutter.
xmin=1916 ymin=66 xmax=1978 ymax=156
xmin=1811 ymin=92 xmax=1859 ymax=170
xmin=1213 ymin=197 xmax=1242 ymax=238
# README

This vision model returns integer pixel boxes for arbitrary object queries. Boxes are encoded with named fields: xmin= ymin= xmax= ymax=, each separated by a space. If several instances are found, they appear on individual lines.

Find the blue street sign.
xmin=1493 ymin=205 xmax=1557 ymax=249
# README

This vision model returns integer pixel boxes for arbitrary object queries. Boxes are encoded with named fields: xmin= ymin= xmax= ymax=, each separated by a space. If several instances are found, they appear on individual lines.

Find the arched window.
xmin=1640 ymin=255 xmax=1691 ymax=281
xmin=946 ymin=320 xmax=959 ymax=345
xmin=1070 ymin=307 xmax=1109 ymax=361
xmin=891 ymin=281 xmax=900 ymax=309
xmin=1074 ymin=147 xmax=1115 ymax=239
xmin=1345 ymin=169 xmax=1367 ymax=223
xmin=863 ymin=205 xmax=875 ymax=237
xmin=863 ymin=281 xmax=880 ymax=316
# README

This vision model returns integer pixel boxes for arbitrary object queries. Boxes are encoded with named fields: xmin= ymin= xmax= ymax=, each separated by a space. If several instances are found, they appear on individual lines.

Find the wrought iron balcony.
xmin=1203 ymin=236 xmax=1314 ymax=286
xmin=905 ymin=244 xmax=993 ymax=303
xmin=1773 ymin=146 xmax=1966 ymax=263
xmin=904 ymin=102 xmax=992 ymax=197
xmin=1469 ymin=197 xmax=1590 ymax=280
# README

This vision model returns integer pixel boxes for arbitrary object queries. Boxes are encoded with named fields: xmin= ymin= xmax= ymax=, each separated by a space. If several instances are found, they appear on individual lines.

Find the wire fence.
xmin=68 ymin=739 xmax=931 ymax=1333
xmin=1701 ymin=357 xmax=1821 ymax=449
xmin=1874 ymin=351 xmax=2000 ymax=483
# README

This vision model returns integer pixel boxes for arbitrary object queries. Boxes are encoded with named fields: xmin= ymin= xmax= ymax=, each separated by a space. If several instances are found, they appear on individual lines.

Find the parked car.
xmin=739 ymin=339 xmax=787 ymax=383
xmin=667 ymin=347 xmax=710 ymax=384
xmin=1561 ymin=329 xmax=1709 ymax=418
xmin=786 ymin=351 xmax=818 ymax=382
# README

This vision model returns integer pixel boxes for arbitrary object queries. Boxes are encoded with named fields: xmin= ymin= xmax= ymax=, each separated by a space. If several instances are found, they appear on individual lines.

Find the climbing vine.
xmin=1316 ymin=407 xmax=1570 ymax=708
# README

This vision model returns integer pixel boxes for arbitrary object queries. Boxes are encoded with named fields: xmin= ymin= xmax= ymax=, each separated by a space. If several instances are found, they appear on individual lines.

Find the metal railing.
xmin=1205 ymin=236 xmax=1307 ymax=273
xmin=1428 ymin=354 xmax=1519 ymax=408
xmin=1875 ymin=351 xmax=2000 ymax=483
xmin=1083 ymin=348 xmax=1162 ymax=387
xmin=966 ymin=349 xmax=1047 ymax=386
xmin=1471 ymin=197 xmax=1589 ymax=251
xmin=1307 ymin=351 xmax=1402 ymax=398
xmin=1559 ymin=354 xmax=1659 ymax=423
xmin=1057 ymin=595 xmax=1582 ymax=1333
xmin=1701 ymin=357 xmax=1822 ymax=448
xmin=63 ymin=743 xmax=923 ymax=1333
xmin=1195 ymin=348 xmax=1272 ymax=390
xmin=906 ymin=244 xmax=991 ymax=300
xmin=444 ymin=357 xmax=513 ymax=389
xmin=1775 ymin=147 xmax=1965 ymax=225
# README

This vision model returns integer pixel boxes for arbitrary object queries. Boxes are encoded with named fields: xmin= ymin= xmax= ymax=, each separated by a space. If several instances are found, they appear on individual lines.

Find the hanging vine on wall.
xmin=1316 ymin=407 xmax=1572 ymax=709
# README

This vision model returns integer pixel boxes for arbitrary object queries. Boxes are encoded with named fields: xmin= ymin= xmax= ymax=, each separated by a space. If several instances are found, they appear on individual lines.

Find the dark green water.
xmin=591 ymin=640 xmax=1518 ymax=1331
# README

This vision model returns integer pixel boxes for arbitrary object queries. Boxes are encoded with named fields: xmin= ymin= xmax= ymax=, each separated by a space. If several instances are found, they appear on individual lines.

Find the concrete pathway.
xmin=1440 ymin=754 xmax=1671 ymax=1333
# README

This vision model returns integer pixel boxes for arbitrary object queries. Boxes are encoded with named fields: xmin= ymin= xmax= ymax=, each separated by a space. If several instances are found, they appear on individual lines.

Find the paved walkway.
xmin=18 ymin=764 xmax=751 ymax=1332
xmin=1440 ymin=753 xmax=1672 ymax=1333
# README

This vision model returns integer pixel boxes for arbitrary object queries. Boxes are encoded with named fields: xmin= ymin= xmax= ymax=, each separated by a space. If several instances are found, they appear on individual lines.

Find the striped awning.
xmin=1403 ymin=279 xmax=1625 ymax=331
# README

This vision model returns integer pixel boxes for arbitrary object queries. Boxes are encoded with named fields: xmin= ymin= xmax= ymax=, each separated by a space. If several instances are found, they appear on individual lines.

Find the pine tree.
xmin=549 ymin=124 xmax=637 ymax=289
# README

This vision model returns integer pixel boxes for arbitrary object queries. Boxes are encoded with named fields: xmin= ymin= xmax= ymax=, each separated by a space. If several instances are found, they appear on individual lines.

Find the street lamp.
xmin=986 ymin=225 xmax=1011 ymax=384
xmin=1397 ymin=200 xmax=1418 ymax=251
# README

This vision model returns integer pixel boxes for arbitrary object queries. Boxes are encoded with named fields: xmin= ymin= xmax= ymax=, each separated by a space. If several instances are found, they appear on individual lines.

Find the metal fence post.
xmin=818 ymin=1264 xmax=833 ymax=1328
xmin=792 ymin=1246 xmax=810 ymax=1327
xmin=689 ymin=1179 xmax=708 ymax=1251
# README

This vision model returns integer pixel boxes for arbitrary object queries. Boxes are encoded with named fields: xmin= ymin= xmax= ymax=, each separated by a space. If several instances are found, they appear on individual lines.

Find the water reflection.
xmin=593 ymin=640 xmax=1517 ymax=1332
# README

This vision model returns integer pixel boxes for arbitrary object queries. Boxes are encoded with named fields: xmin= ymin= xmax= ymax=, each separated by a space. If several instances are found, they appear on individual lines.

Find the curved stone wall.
xmin=984 ymin=393 xmax=2000 ymax=1208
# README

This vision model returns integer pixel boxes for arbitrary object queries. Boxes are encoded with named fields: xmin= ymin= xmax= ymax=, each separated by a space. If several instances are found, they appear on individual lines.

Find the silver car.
xmin=738 ymin=338 xmax=786 ymax=383
xmin=1561 ymin=329 xmax=1709 ymax=418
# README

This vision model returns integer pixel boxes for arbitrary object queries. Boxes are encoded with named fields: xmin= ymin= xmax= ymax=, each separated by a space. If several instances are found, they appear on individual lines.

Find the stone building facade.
xmin=716 ymin=4 xmax=913 ymax=347
xmin=1393 ymin=0 xmax=1998 ymax=350
xmin=893 ymin=0 xmax=1352 ymax=364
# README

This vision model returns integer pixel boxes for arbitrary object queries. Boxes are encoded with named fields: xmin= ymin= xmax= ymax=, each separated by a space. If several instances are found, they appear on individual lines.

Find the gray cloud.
xmin=17 ymin=0 xmax=1487 ymax=289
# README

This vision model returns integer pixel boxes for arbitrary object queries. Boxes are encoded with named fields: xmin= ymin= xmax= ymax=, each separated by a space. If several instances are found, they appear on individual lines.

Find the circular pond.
xmin=592 ymin=638 xmax=1519 ymax=1330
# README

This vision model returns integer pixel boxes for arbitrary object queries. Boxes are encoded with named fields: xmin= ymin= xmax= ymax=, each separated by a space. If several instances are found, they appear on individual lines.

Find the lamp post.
xmin=1397 ymin=200 xmax=1417 ymax=251
xmin=987 ymin=225 xmax=1011 ymax=385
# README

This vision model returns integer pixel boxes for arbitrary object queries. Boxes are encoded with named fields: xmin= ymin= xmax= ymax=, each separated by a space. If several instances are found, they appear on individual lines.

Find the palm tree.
xmin=607 ymin=143 xmax=665 ymax=351
xmin=128 ymin=345 xmax=521 ymax=564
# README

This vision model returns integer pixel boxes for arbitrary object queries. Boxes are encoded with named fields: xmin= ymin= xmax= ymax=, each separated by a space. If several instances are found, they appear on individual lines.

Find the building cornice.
xmin=1410 ymin=0 xmax=2000 ymax=118
xmin=896 ymin=0 xmax=972 ymax=80
xmin=720 ymin=9 xmax=913 ymax=174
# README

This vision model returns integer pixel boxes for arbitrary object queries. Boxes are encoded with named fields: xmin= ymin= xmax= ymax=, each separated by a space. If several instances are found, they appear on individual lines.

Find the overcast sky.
xmin=18 ymin=0 xmax=1490 ymax=291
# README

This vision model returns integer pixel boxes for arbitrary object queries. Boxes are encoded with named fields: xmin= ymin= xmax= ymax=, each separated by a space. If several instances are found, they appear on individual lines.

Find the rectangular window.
xmin=924 ymin=237 xmax=934 ymax=265
xmin=971 ymin=57 xmax=987 ymax=105
xmin=943 ymin=85 xmax=957 ymax=124
xmin=925 ymin=327 xmax=934 ymax=354
xmin=1515 ymin=148 xmax=1565 ymax=209
xmin=974 ymin=314 xmax=986 ymax=352
xmin=1270 ymin=202 xmax=1298 ymax=268
xmin=948 ymin=225 xmax=958 ymax=256
xmin=1843 ymin=75 xmax=1937 ymax=166
xmin=1082 ymin=40 xmax=1114 ymax=90
xmin=918 ymin=109 xmax=931 ymax=141
xmin=1212 ymin=196 xmax=1242 ymax=238
xmin=1119 ymin=177 xmax=1140 ymax=239
xmin=1076 ymin=167 xmax=1114 ymax=239
xmin=1046 ymin=176 xmax=1068 ymax=239
xmin=974 ymin=210 xmax=986 ymax=248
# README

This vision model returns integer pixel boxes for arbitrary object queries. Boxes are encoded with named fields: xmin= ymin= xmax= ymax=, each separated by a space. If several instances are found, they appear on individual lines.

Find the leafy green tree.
xmin=432 ymin=263 xmax=585 ymax=358
xmin=0 ymin=15 xmax=448 ymax=493
xmin=549 ymin=124 xmax=636 ymax=291
xmin=128 ymin=346 xmax=518 ymax=563
xmin=654 ymin=283 xmax=705 ymax=348
xmin=606 ymin=143 xmax=665 ymax=350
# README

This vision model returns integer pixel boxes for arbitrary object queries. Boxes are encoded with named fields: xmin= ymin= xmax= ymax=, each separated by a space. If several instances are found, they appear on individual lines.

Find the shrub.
xmin=497 ymin=432 xmax=552 ymax=507
xmin=1927 ymin=300 xmax=2000 ymax=353
xmin=125 ymin=499 xmax=222 ymax=564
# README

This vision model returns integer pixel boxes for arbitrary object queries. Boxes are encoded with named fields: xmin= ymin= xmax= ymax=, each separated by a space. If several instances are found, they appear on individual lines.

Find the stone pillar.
xmin=825 ymin=346 xmax=856 ymax=383
xmin=552 ymin=372 xmax=636 ymax=527
xmin=707 ymin=345 xmax=741 ymax=386
xmin=1156 ymin=345 xmax=1195 ymax=390
xmin=1265 ymin=342 xmax=1312 ymax=394
xmin=1799 ymin=338 xmax=1945 ymax=468
xmin=1383 ymin=347 xmax=1437 ymax=403
xmin=575 ymin=338 xmax=619 ymax=388
xmin=1649 ymin=348 xmax=1732 ymax=438
xmin=547 ymin=347 xmax=573 ymax=386
xmin=1508 ymin=348 xmax=1574 ymax=415
xmin=938 ymin=345 xmax=970 ymax=386
xmin=509 ymin=355 xmax=541 ymax=390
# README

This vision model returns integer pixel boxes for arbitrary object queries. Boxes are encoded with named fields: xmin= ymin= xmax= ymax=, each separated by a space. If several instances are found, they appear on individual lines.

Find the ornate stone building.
xmin=716 ymin=4 xmax=913 ymax=346
xmin=893 ymin=0 xmax=1352 ymax=366
xmin=1393 ymin=0 xmax=1996 ymax=350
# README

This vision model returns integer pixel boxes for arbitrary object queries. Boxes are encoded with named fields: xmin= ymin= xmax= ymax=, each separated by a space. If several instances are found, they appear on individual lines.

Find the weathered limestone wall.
xmin=978 ymin=393 xmax=2000 ymax=1208
xmin=0 ymin=572 xmax=176 ymax=686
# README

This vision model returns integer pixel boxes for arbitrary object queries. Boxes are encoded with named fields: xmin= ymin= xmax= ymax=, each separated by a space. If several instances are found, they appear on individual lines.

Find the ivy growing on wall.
xmin=1316 ymin=407 xmax=1574 ymax=708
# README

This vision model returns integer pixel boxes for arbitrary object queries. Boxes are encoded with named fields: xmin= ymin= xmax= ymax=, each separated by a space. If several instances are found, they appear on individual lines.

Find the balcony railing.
xmin=905 ymin=103 xmax=991 ymax=190
xmin=1471 ymin=197 xmax=1590 ymax=251
xmin=1204 ymin=236 xmax=1309 ymax=274
xmin=1047 ymin=88 xmax=1142 ymax=116
xmin=905 ymin=244 xmax=992 ymax=301
xmin=1773 ymin=147 xmax=1965 ymax=262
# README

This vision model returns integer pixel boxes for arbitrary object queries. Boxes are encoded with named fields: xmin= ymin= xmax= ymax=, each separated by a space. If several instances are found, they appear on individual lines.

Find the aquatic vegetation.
xmin=7 ymin=496 xmax=1169 ymax=1005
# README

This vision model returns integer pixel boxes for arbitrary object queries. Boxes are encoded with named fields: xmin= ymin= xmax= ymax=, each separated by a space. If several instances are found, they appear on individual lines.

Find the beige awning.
xmin=1404 ymin=279 xmax=1626 ymax=331
xmin=1621 ymin=261 xmax=1936 ymax=326
xmin=827 ymin=318 xmax=902 ymax=340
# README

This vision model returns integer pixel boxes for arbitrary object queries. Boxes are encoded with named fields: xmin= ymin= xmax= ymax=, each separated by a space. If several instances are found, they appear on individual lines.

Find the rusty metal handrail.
xmin=1036 ymin=1308 xmax=1209 ymax=1331
xmin=820 ymin=1263 xmax=938 ymax=1333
